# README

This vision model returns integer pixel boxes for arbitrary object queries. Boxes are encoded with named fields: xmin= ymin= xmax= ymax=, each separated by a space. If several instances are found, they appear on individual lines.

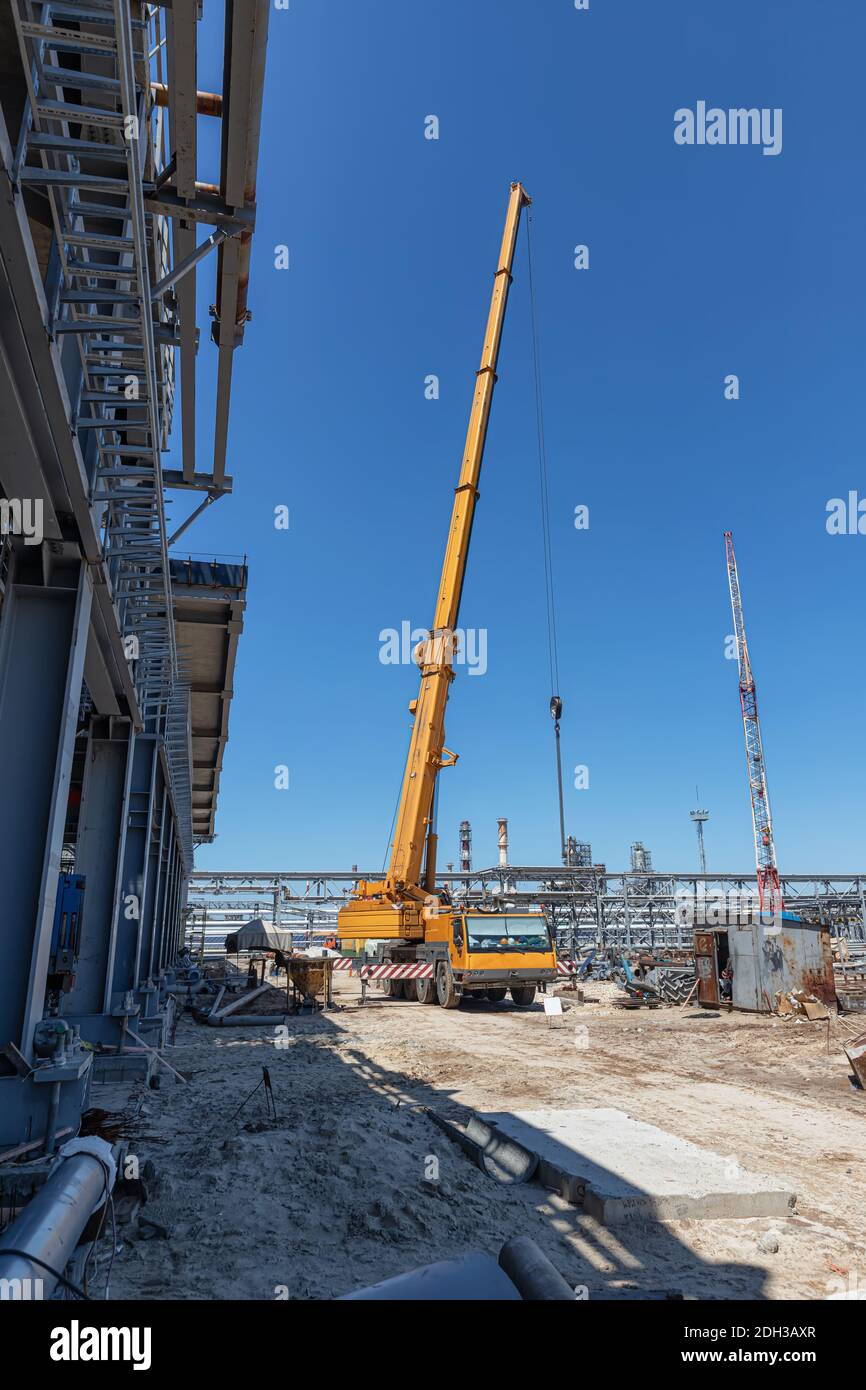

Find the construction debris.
xmin=843 ymin=1028 xmax=866 ymax=1090
xmin=774 ymin=989 xmax=831 ymax=1021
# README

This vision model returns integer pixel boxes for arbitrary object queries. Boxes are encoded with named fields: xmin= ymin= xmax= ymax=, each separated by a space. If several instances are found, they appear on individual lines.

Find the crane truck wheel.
xmin=382 ymin=979 xmax=403 ymax=999
xmin=436 ymin=964 xmax=459 ymax=1009
xmin=485 ymin=987 xmax=507 ymax=1003
xmin=415 ymin=976 xmax=436 ymax=1004
xmin=509 ymin=985 xmax=536 ymax=1006
xmin=402 ymin=979 xmax=418 ymax=1002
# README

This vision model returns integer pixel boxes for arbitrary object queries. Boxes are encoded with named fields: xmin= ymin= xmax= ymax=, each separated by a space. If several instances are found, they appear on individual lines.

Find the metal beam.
xmin=151 ymin=227 xmax=234 ymax=301
xmin=144 ymin=187 xmax=255 ymax=229
xmin=0 ymin=560 xmax=92 ymax=1063
xmin=66 ymin=726 xmax=131 ymax=1019
xmin=163 ymin=468 xmax=233 ymax=492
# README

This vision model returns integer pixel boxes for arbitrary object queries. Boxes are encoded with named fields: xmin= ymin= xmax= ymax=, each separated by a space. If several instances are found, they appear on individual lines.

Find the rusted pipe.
xmin=150 ymin=82 xmax=223 ymax=117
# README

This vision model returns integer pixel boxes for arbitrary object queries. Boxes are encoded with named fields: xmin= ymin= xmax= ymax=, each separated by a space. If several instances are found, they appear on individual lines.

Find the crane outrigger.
xmin=337 ymin=183 xmax=558 ymax=1007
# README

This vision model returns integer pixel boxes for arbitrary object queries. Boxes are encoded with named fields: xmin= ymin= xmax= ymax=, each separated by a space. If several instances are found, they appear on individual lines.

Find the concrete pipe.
xmin=427 ymin=1109 xmax=538 ymax=1185
xmin=498 ymin=1236 xmax=575 ymax=1301
xmin=466 ymin=1115 xmax=539 ymax=1183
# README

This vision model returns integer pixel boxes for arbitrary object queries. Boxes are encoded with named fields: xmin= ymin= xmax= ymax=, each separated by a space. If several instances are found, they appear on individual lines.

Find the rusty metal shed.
xmin=727 ymin=912 xmax=836 ymax=1013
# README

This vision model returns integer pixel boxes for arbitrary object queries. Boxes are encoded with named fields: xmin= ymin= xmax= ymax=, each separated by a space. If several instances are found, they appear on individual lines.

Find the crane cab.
xmin=444 ymin=909 xmax=556 ymax=1004
xmin=372 ymin=907 xmax=557 ymax=1008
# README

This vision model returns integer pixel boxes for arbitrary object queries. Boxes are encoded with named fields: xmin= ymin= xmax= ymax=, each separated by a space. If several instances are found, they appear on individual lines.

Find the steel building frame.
xmin=0 ymin=1 xmax=268 ymax=1151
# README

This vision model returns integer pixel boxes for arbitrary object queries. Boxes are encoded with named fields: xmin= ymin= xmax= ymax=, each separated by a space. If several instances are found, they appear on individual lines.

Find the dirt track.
xmin=103 ymin=980 xmax=865 ymax=1300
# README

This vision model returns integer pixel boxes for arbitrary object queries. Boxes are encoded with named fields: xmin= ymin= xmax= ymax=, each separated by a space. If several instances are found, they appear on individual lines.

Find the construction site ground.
xmin=103 ymin=978 xmax=865 ymax=1301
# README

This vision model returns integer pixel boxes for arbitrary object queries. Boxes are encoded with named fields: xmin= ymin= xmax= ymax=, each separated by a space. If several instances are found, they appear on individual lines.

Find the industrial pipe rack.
xmin=187 ymin=869 xmax=866 ymax=954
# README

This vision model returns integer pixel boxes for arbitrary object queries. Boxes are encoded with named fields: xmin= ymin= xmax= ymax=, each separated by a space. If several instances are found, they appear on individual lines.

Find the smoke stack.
xmin=459 ymin=819 xmax=472 ymax=873
xmin=498 ymin=818 xmax=509 ymax=869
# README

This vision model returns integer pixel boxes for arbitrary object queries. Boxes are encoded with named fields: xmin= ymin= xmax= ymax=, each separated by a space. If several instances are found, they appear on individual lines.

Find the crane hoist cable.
xmin=382 ymin=777 xmax=402 ymax=873
xmin=526 ymin=212 xmax=567 ymax=863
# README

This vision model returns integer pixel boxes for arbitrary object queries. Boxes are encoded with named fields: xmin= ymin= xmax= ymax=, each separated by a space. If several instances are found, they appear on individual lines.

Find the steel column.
xmin=65 ymin=725 xmax=131 ymax=1018
xmin=0 ymin=560 xmax=92 ymax=1061
xmin=0 ymin=558 xmax=93 ymax=1146
xmin=108 ymin=734 xmax=159 ymax=1010
xmin=157 ymin=817 xmax=175 ymax=973
xmin=143 ymin=783 xmax=166 ymax=978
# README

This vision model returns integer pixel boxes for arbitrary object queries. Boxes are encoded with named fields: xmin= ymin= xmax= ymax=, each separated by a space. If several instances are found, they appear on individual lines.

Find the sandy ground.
xmin=98 ymin=978 xmax=866 ymax=1301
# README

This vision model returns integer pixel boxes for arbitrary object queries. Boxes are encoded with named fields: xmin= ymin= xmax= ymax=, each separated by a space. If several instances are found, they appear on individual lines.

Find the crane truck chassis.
xmin=366 ymin=907 xmax=558 ymax=1008
xmin=336 ymin=183 xmax=558 ymax=1006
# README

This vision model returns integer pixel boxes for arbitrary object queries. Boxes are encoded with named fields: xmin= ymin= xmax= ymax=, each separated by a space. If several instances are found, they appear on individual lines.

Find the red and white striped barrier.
xmin=360 ymin=962 xmax=434 ymax=981
xmin=337 ymin=956 xmax=573 ymax=981
xmin=330 ymin=958 xmax=435 ymax=981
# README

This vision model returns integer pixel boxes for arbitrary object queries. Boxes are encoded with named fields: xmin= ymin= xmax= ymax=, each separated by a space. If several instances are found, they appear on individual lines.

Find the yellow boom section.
xmin=344 ymin=182 xmax=530 ymax=923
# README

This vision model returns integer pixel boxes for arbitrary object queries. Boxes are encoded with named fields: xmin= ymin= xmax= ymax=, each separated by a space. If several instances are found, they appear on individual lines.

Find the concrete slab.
xmin=479 ymin=1108 xmax=797 ymax=1224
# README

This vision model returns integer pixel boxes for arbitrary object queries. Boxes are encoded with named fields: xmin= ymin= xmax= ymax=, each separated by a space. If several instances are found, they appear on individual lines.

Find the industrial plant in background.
xmin=565 ymin=837 xmax=594 ymax=868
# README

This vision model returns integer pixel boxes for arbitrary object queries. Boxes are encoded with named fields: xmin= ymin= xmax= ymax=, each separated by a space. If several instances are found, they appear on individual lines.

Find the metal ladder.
xmin=11 ymin=0 xmax=192 ymax=863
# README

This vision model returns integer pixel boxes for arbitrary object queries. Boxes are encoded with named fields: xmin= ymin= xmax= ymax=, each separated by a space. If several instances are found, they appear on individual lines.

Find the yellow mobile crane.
xmin=337 ymin=183 xmax=558 ymax=1008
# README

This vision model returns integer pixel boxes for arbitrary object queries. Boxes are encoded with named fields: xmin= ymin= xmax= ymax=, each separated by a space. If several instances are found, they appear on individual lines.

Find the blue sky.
xmin=175 ymin=0 xmax=865 ymax=875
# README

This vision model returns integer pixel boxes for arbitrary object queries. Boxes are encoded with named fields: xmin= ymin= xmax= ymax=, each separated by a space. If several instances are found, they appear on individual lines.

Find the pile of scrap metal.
xmin=641 ymin=955 xmax=696 ymax=1004
xmin=614 ymin=954 xmax=695 ymax=1007
xmin=199 ymin=980 xmax=289 ymax=1028
xmin=187 ymin=920 xmax=291 ymax=1024
xmin=833 ymin=944 xmax=866 ymax=1015
xmin=168 ymin=953 xmax=248 ymax=1010
xmin=185 ymin=953 xmax=337 ymax=1026
xmin=182 ymin=961 xmax=289 ymax=1028
xmin=562 ymin=947 xmax=696 ymax=1005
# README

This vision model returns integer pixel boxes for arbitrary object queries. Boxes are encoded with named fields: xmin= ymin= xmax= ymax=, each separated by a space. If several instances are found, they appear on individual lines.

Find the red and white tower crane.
xmin=724 ymin=532 xmax=783 ymax=919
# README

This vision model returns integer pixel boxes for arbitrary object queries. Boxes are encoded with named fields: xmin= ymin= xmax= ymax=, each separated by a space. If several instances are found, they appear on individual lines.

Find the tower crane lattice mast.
xmin=724 ymin=532 xmax=783 ymax=919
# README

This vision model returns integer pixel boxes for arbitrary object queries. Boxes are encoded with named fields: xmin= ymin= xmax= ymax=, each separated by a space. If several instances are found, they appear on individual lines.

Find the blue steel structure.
xmin=0 ymin=1 xmax=267 ymax=1152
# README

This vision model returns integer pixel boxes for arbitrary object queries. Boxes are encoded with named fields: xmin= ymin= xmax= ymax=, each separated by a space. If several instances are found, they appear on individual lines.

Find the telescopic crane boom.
xmin=339 ymin=183 xmax=532 ymax=943
xmin=724 ymin=531 xmax=783 ymax=918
